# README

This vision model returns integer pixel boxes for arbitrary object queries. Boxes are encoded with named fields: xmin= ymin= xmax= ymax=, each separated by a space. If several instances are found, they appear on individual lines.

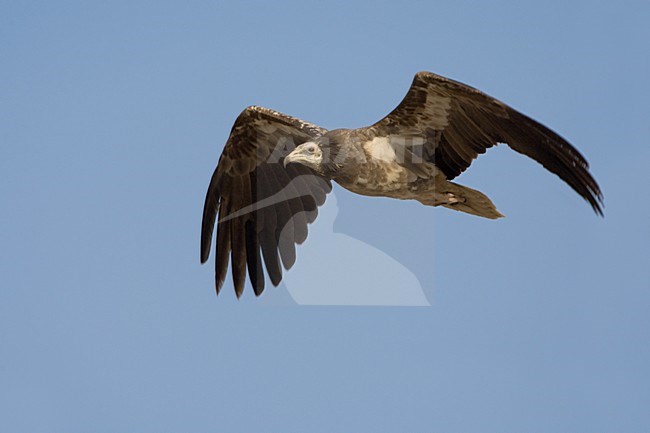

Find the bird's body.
xmin=201 ymin=72 xmax=603 ymax=296
xmin=330 ymin=132 xmax=427 ymax=196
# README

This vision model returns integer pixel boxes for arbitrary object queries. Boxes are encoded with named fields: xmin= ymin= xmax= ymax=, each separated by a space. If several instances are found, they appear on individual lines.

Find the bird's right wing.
xmin=201 ymin=106 xmax=332 ymax=297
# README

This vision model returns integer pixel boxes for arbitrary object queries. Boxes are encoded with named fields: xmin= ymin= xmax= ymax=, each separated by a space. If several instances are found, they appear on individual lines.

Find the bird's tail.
xmin=440 ymin=182 xmax=504 ymax=219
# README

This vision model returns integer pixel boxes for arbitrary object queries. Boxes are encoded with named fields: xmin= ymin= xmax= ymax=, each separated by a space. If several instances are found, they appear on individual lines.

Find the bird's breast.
xmin=335 ymin=158 xmax=415 ymax=198
xmin=333 ymin=135 xmax=435 ymax=199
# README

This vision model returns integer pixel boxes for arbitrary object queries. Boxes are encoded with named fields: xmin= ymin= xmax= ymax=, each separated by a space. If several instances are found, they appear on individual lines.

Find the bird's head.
xmin=283 ymin=131 xmax=353 ymax=177
xmin=283 ymin=141 xmax=323 ymax=171
xmin=283 ymin=139 xmax=342 ymax=177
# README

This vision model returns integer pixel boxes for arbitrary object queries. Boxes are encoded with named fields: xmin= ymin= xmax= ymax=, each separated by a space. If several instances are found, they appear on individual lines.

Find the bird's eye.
xmin=307 ymin=146 xmax=315 ymax=153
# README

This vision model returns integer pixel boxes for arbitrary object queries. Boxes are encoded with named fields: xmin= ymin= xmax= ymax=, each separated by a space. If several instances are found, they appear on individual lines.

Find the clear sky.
xmin=2 ymin=1 xmax=649 ymax=432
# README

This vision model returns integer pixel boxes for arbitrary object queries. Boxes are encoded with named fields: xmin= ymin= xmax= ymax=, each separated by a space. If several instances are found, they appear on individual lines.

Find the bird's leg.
xmin=444 ymin=192 xmax=466 ymax=205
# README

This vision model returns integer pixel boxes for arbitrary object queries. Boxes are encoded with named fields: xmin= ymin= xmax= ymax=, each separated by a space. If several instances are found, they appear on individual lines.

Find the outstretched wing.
xmin=369 ymin=71 xmax=603 ymax=215
xmin=201 ymin=106 xmax=332 ymax=297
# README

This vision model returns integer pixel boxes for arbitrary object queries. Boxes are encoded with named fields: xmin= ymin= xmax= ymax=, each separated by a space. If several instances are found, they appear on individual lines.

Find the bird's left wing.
xmin=201 ymin=106 xmax=331 ymax=297
xmin=367 ymin=71 xmax=603 ymax=215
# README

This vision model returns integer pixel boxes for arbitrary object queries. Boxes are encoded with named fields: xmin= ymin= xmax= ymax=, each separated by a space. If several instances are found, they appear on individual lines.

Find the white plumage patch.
xmin=365 ymin=137 xmax=397 ymax=162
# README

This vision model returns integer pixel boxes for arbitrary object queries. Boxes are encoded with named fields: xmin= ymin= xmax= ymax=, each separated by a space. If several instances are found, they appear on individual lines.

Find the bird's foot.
xmin=445 ymin=192 xmax=466 ymax=204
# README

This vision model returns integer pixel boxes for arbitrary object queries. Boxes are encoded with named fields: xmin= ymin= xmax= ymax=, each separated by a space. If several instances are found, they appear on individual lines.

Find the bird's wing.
xmin=201 ymin=106 xmax=332 ymax=297
xmin=368 ymin=71 xmax=603 ymax=215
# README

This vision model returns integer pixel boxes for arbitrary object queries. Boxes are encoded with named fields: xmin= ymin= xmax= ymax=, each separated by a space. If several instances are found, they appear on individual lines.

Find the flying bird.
xmin=201 ymin=71 xmax=603 ymax=296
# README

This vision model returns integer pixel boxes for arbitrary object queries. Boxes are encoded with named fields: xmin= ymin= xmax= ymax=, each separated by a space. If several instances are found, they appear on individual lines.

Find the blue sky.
xmin=1 ymin=1 xmax=649 ymax=432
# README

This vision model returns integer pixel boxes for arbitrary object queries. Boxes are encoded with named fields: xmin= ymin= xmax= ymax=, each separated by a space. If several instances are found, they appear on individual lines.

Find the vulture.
xmin=201 ymin=71 xmax=603 ymax=297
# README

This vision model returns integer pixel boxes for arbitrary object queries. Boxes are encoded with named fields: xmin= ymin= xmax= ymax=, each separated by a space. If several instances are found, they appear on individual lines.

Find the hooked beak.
xmin=283 ymin=145 xmax=312 ymax=167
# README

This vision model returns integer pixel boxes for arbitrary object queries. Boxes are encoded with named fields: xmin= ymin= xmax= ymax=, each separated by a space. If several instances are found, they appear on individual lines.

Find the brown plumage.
xmin=201 ymin=72 xmax=603 ymax=296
